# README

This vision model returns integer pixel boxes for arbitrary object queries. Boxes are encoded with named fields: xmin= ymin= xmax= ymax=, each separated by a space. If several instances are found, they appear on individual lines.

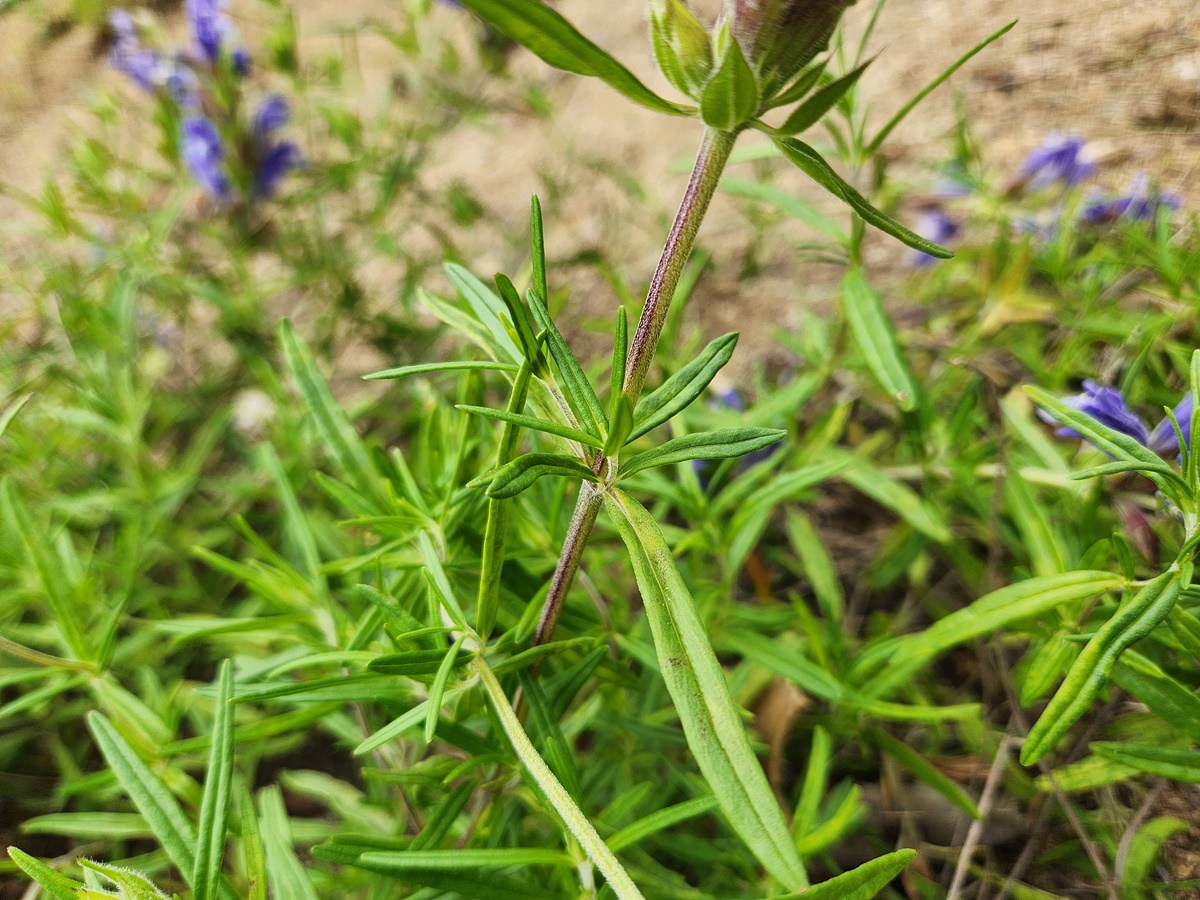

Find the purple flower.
xmin=908 ymin=208 xmax=960 ymax=267
xmin=250 ymin=96 xmax=303 ymax=199
xmin=1042 ymin=380 xmax=1194 ymax=457
xmin=108 ymin=11 xmax=169 ymax=92
xmin=1020 ymin=134 xmax=1096 ymax=190
xmin=185 ymin=0 xmax=246 ymax=68
xmin=182 ymin=117 xmax=232 ymax=203
xmin=1080 ymin=173 xmax=1181 ymax=226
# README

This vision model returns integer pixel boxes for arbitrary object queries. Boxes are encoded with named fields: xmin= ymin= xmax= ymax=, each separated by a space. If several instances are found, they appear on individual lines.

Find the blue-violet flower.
xmin=1020 ymin=133 xmax=1095 ymax=189
xmin=182 ymin=117 xmax=233 ymax=203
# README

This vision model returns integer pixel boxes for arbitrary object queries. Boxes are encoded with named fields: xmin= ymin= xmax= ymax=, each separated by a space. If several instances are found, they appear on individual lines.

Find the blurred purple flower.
xmin=250 ymin=95 xmax=303 ymax=198
xmin=1020 ymin=133 xmax=1095 ymax=189
xmin=1041 ymin=380 xmax=1194 ymax=457
xmin=908 ymin=207 xmax=960 ymax=267
xmin=108 ymin=11 xmax=170 ymax=92
xmin=182 ymin=117 xmax=232 ymax=203
xmin=1080 ymin=173 xmax=1181 ymax=226
xmin=185 ymin=0 xmax=249 ymax=71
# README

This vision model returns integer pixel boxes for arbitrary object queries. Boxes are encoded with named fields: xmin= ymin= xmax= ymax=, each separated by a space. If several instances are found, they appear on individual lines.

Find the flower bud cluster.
xmin=650 ymin=0 xmax=856 ymax=128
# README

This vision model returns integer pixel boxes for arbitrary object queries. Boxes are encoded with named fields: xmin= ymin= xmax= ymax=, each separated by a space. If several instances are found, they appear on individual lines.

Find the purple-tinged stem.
xmin=533 ymin=126 xmax=738 ymax=647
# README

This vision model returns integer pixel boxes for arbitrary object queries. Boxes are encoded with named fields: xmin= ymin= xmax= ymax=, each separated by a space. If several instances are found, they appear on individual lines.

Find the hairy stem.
xmin=533 ymin=126 xmax=738 ymax=646
xmin=474 ymin=656 xmax=646 ymax=900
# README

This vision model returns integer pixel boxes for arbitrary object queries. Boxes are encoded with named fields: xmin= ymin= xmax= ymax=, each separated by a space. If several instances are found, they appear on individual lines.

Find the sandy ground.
xmin=3 ymin=1 xmax=1198 ymax=370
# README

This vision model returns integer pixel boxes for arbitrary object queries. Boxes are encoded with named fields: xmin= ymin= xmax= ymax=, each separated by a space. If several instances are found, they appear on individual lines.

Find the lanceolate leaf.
xmin=457 ymin=405 xmax=604 ymax=450
xmin=775 ymin=60 xmax=872 ymax=135
xmin=763 ymin=849 xmax=915 ymax=900
xmin=1090 ymin=742 xmax=1200 ymax=782
xmin=841 ymin=269 xmax=920 ymax=413
xmin=486 ymin=452 xmax=601 ymax=500
xmin=605 ymin=489 xmax=808 ymax=891
xmin=1022 ymin=570 xmax=1182 ymax=765
xmin=454 ymin=0 xmax=688 ymax=116
xmin=280 ymin=320 xmax=391 ymax=514
xmin=859 ymin=570 xmax=1124 ymax=696
xmin=619 ymin=428 xmax=785 ymax=479
xmin=866 ymin=20 xmax=1016 ymax=156
xmin=632 ymin=333 xmax=738 ymax=440
xmin=86 ymin=713 xmax=237 ymax=900
xmin=6 ymin=847 xmax=84 ymax=900
xmin=527 ymin=292 xmax=607 ymax=439
xmin=773 ymin=138 xmax=953 ymax=257
xmin=193 ymin=661 xmax=235 ymax=900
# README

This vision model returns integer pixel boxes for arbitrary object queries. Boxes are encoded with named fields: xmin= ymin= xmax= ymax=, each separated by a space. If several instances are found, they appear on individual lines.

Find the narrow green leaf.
xmin=605 ymin=489 xmax=808 ymax=890
xmin=1091 ymin=743 xmax=1200 ymax=782
xmin=445 ymin=263 xmax=523 ymax=363
xmin=457 ymin=404 xmax=603 ymax=449
xmin=419 ymin=531 xmax=468 ymax=627
xmin=77 ymin=860 xmax=169 ymax=900
xmin=873 ymin=729 xmax=979 ymax=819
xmin=837 ymin=453 xmax=949 ymax=542
xmin=411 ymin=782 xmax=476 ymax=851
xmin=721 ymin=631 xmax=845 ymax=702
xmin=527 ymin=291 xmax=607 ymax=439
xmin=314 ymin=842 xmax=563 ymax=900
xmin=193 ymin=661 xmax=235 ymax=900
xmin=861 ymin=571 xmax=1123 ymax=696
xmin=792 ymin=784 xmax=865 ymax=857
xmin=719 ymin=176 xmax=846 ymax=240
xmin=620 ymin=427 xmax=785 ymax=479
xmin=764 ymin=60 xmax=827 ymax=110
xmin=236 ymin=781 xmax=267 ymax=900
xmin=280 ymin=320 xmax=390 ymax=513
xmin=455 ymin=0 xmax=688 ymax=116
xmin=86 ymin=712 xmax=197 ymax=878
xmin=1022 ymin=570 xmax=1182 ymax=765
xmin=364 ymin=361 xmax=519 ymax=380
xmin=791 ymin=726 xmax=831 ymax=841
xmin=259 ymin=786 xmax=319 ymax=900
xmin=785 ymin=511 xmax=844 ymax=626
xmin=354 ymin=701 xmax=431 ymax=756
xmin=607 ymin=795 xmax=719 ymax=852
xmin=776 ymin=60 xmax=871 ymax=135
xmin=6 ymin=847 xmax=84 ymax=900
xmin=1112 ymin=651 xmax=1200 ymax=744
xmin=773 ymin=138 xmax=953 ymax=257
xmin=768 ymin=849 xmax=916 ymax=900
xmin=0 ymin=393 xmax=30 ymax=439
xmin=424 ymin=636 xmax=467 ymax=744
xmin=477 ymin=360 xmax=534 ymax=639
xmin=494 ymin=272 xmax=546 ymax=372
xmin=530 ymin=195 xmax=548 ymax=302
xmin=842 ymin=268 xmax=920 ymax=412
xmin=1121 ymin=817 xmax=1189 ymax=896
xmin=700 ymin=38 xmax=760 ymax=130
xmin=486 ymin=452 xmax=600 ymax=500
xmin=368 ymin=649 xmax=471 ymax=677
xmin=866 ymin=20 xmax=1016 ymax=155
xmin=631 ymin=333 xmax=738 ymax=440
xmin=363 ymin=847 xmax=571 ymax=869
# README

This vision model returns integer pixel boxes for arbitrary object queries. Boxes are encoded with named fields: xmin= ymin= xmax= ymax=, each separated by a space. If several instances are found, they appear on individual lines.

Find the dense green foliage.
xmin=2 ymin=1 xmax=1199 ymax=898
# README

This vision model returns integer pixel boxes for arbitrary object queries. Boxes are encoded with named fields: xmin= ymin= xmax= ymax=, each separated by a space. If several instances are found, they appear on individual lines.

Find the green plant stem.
xmin=533 ymin=126 xmax=738 ymax=647
xmin=473 ymin=656 xmax=646 ymax=900
xmin=535 ymin=481 xmax=604 ymax=646
xmin=623 ymin=126 xmax=739 ymax=405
